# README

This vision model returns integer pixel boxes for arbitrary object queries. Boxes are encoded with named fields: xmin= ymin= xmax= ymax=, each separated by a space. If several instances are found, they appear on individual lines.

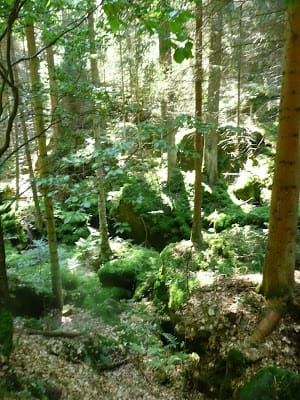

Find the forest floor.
xmin=2 ymin=271 xmax=300 ymax=400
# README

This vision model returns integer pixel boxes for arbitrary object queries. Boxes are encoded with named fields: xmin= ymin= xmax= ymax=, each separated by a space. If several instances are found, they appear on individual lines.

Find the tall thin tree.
xmin=191 ymin=0 xmax=204 ymax=249
xmin=25 ymin=22 xmax=63 ymax=310
xmin=88 ymin=4 xmax=112 ymax=262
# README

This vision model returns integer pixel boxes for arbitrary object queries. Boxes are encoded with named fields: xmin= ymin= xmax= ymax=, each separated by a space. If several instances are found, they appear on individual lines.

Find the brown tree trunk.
xmin=12 ymin=37 xmax=44 ymax=233
xmin=25 ymin=23 xmax=63 ymax=310
xmin=0 ymin=214 xmax=13 ymax=357
xmin=205 ymin=0 xmax=224 ymax=187
xmin=46 ymin=45 xmax=60 ymax=151
xmin=191 ymin=0 xmax=204 ymax=249
xmin=261 ymin=3 xmax=300 ymax=299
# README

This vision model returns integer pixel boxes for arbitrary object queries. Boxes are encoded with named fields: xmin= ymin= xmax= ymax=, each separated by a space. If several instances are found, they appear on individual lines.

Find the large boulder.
xmin=109 ymin=172 xmax=191 ymax=250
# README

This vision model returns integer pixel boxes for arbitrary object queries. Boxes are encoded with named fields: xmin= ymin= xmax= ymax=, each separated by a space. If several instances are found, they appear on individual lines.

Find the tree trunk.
xmin=191 ymin=0 xmax=204 ymax=249
xmin=46 ymin=45 xmax=60 ymax=151
xmin=205 ymin=0 xmax=223 ymax=187
xmin=0 ymin=214 xmax=13 ymax=357
xmin=261 ymin=3 xmax=300 ymax=299
xmin=88 ymin=6 xmax=112 ymax=262
xmin=25 ymin=23 xmax=63 ymax=310
xmin=236 ymin=3 xmax=243 ymax=127
xmin=12 ymin=38 xmax=44 ymax=234
xmin=159 ymin=22 xmax=177 ymax=185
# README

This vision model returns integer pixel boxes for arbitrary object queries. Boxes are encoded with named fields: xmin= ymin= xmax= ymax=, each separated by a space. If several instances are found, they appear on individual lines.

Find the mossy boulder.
xmin=153 ymin=240 xmax=202 ymax=310
xmin=109 ymin=173 xmax=191 ymax=250
xmin=98 ymin=246 xmax=161 ymax=299
xmin=233 ymin=180 xmax=261 ymax=203
xmin=238 ymin=367 xmax=300 ymax=400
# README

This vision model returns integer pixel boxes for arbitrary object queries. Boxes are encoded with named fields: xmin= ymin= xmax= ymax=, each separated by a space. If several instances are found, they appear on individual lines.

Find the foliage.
xmin=83 ymin=334 xmax=118 ymax=371
xmin=6 ymin=240 xmax=52 ymax=295
xmin=238 ymin=367 xmax=300 ymax=400
xmin=0 ymin=308 xmax=13 ymax=356
xmin=202 ymin=182 xmax=270 ymax=232
xmin=204 ymin=225 xmax=267 ymax=274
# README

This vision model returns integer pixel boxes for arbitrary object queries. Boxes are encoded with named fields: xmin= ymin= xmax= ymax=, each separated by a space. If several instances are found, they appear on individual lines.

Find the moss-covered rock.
xmin=109 ymin=173 xmax=191 ymax=250
xmin=98 ymin=246 xmax=161 ymax=299
xmin=153 ymin=241 xmax=202 ymax=310
xmin=238 ymin=367 xmax=300 ymax=400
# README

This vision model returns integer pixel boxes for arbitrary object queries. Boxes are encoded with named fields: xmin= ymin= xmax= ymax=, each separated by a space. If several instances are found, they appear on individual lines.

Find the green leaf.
xmin=173 ymin=47 xmax=186 ymax=63
xmin=103 ymin=3 xmax=120 ymax=32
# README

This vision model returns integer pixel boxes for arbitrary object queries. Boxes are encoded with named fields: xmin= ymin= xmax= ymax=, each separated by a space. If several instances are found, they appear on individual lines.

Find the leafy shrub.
xmin=204 ymin=225 xmax=267 ymax=273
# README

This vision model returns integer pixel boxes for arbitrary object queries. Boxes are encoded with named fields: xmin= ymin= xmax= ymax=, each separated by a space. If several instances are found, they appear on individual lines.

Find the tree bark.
xmin=159 ymin=22 xmax=177 ymax=185
xmin=12 ymin=37 xmax=44 ymax=233
xmin=191 ymin=0 xmax=204 ymax=249
xmin=25 ymin=23 xmax=63 ymax=310
xmin=205 ymin=0 xmax=224 ymax=187
xmin=0 ymin=214 xmax=13 ymax=357
xmin=261 ymin=2 xmax=300 ymax=298
xmin=46 ymin=45 xmax=60 ymax=151
xmin=88 ymin=5 xmax=112 ymax=262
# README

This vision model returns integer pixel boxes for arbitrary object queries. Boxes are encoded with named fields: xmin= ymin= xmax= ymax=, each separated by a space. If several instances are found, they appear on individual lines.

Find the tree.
xmin=88 ymin=4 xmax=112 ymax=262
xmin=159 ymin=21 xmax=177 ymax=185
xmin=250 ymin=1 xmax=300 ymax=344
xmin=25 ymin=22 xmax=63 ymax=310
xmin=261 ymin=1 xmax=300 ymax=299
xmin=0 ymin=0 xmax=24 ymax=358
xmin=191 ymin=0 xmax=204 ymax=249
xmin=204 ymin=0 xmax=224 ymax=187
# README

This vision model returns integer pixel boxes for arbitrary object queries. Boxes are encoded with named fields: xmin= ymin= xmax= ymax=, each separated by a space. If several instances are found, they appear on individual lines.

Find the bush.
xmin=238 ymin=367 xmax=300 ymax=400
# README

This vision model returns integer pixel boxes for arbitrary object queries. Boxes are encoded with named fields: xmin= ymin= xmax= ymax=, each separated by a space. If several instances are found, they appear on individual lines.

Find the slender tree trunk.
xmin=25 ymin=23 xmax=63 ymax=310
xmin=0 ymin=214 xmax=13 ymax=357
xmin=19 ymin=108 xmax=44 ymax=233
xmin=88 ymin=6 xmax=112 ymax=262
xmin=0 ymin=1 xmax=24 ymax=358
xmin=205 ymin=0 xmax=223 ymax=187
xmin=191 ymin=0 xmax=204 ymax=249
xmin=159 ymin=22 xmax=177 ymax=185
xmin=12 ymin=38 xmax=43 ymax=233
xmin=261 ymin=3 xmax=300 ymax=299
xmin=14 ymin=125 xmax=20 ymax=210
xmin=46 ymin=45 xmax=60 ymax=151
xmin=236 ymin=3 xmax=243 ymax=127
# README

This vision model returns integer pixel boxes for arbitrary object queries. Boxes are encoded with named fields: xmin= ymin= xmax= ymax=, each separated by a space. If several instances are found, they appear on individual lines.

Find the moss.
xmin=219 ymin=349 xmax=246 ymax=399
xmin=238 ymin=367 xmax=300 ymax=400
xmin=0 ymin=308 xmax=13 ymax=356
xmin=153 ymin=241 xmax=201 ymax=310
xmin=98 ymin=246 xmax=161 ymax=298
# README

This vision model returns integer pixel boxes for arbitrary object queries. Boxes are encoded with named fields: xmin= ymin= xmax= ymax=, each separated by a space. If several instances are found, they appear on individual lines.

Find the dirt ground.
xmin=1 ymin=271 xmax=299 ymax=400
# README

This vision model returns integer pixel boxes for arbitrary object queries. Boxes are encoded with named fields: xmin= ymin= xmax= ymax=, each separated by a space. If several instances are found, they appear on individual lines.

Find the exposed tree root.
xmin=249 ymin=297 xmax=289 ymax=345
xmin=249 ymin=309 xmax=282 ymax=344
xmin=27 ymin=329 xmax=82 ymax=338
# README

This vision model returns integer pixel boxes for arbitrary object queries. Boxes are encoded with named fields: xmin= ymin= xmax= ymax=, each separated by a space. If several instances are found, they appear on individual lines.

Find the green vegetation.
xmin=238 ymin=367 xmax=300 ymax=400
